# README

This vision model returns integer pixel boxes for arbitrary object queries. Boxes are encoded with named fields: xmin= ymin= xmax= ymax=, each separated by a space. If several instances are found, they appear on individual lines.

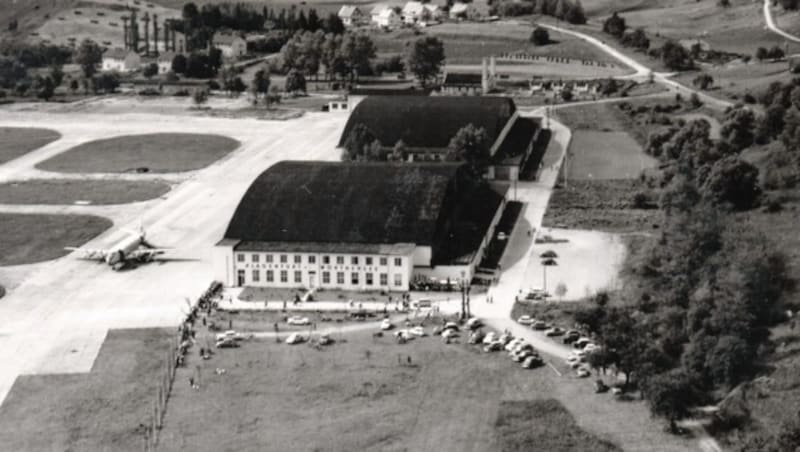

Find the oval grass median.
xmin=36 ymin=133 xmax=240 ymax=174
xmin=0 ymin=213 xmax=112 ymax=266
xmin=0 ymin=127 xmax=61 ymax=165
xmin=0 ymin=179 xmax=171 ymax=205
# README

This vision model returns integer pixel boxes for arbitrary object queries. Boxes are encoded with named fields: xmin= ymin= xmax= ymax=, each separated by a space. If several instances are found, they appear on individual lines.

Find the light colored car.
xmin=517 ymin=315 xmax=534 ymax=325
xmin=319 ymin=334 xmax=333 ymax=346
xmin=513 ymin=343 xmax=534 ymax=354
xmin=469 ymin=330 xmax=485 ymax=344
xmin=545 ymin=327 xmax=565 ymax=337
xmin=285 ymin=333 xmax=305 ymax=345
xmin=466 ymin=317 xmax=483 ymax=330
xmin=576 ymin=367 xmax=591 ymax=378
xmin=380 ymin=319 xmax=394 ymax=330
xmin=410 ymin=326 xmax=427 ymax=337
xmin=215 ymin=330 xmax=244 ymax=342
xmin=215 ymin=337 xmax=239 ymax=348
xmin=411 ymin=298 xmax=432 ymax=310
xmin=574 ymin=337 xmax=592 ymax=349
xmin=482 ymin=331 xmax=497 ymax=345
xmin=444 ymin=321 xmax=460 ymax=331
xmin=505 ymin=338 xmax=523 ymax=352
xmin=498 ymin=333 xmax=514 ymax=345
xmin=287 ymin=316 xmax=310 ymax=326
xmin=512 ymin=350 xmax=533 ymax=362
xmin=483 ymin=341 xmax=504 ymax=352
xmin=442 ymin=328 xmax=459 ymax=339
xmin=394 ymin=329 xmax=413 ymax=340
xmin=584 ymin=343 xmax=599 ymax=352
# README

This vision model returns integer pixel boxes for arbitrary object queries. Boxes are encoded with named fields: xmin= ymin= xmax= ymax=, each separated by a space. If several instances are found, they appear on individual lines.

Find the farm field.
xmin=672 ymin=61 xmax=794 ymax=104
xmin=0 ymin=179 xmax=171 ymax=205
xmin=565 ymin=130 xmax=656 ymax=180
xmin=0 ymin=213 xmax=112 ymax=266
xmin=0 ymin=328 xmax=174 ymax=452
xmin=372 ymin=22 xmax=623 ymax=67
xmin=0 ymin=127 xmax=61 ymax=165
xmin=37 ymin=133 xmax=241 ymax=173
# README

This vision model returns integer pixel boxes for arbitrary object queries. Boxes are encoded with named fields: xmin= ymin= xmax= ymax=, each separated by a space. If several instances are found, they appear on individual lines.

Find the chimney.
xmin=481 ymin=57 xmax=488 ymax=95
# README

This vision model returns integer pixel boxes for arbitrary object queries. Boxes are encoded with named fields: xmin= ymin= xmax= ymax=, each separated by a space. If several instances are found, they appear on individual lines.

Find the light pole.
xmin=539 ymin=250 xmax=558 ymax=300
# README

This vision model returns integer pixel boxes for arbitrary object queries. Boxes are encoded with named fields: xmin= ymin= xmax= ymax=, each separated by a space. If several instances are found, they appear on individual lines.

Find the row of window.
xmin=246 ymin=269 xmax=403 ymax=287
xmin=237 ymin=253 xmax=403 ymax=267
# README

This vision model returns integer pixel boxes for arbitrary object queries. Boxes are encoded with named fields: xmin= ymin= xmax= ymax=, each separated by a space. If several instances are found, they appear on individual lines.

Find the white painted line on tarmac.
xmin=547 ymin=361 xmax=562 ymax=376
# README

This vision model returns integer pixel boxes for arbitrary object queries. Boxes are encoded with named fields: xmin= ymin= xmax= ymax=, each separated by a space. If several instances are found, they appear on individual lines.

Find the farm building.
xmin=338 ymin=5 xmax=367 ymax=27
xmin=212 ymin=34 xmax=247 ymax=58
xmin=449 ymin=2 xmax=480 ymax=20
xmin=371 ymin=5 xmax=402 ymax=28
xmin=101 ymin=48 xmax=141 ymax=72
xmin=338 ymin=96 xmax=541 ymax=180
xmin=441 ymin=58 xmax=496 ymax=95
xmin=214 ymin=162 xmax=507 ymax=291
xmin=402 ymin=2 xmax=441 ymax=25
xmin=157 ymin=52 xmax=176 ymax=74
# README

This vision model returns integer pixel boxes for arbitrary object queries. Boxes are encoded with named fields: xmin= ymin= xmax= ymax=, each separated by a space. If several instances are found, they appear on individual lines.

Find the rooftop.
xmin=339 ymin=96 xmax=516 ymax=150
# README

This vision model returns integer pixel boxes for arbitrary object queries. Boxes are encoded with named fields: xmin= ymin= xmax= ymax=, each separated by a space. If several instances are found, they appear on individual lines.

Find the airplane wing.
xmin=64 ymin=247 xmax=108 ymax=261
xmin=128 ymin=249 xmax=168 ymax=260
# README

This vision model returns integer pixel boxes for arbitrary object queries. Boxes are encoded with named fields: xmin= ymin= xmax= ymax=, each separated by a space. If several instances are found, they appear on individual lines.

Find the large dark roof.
xmin=225 ymin=161 xmax=459 ymax=246
xmin=223 ymin=161 xmax=505 ymax=264
xmin=443 ymin=72 xmax=483 ymax=86
xmin=338 ymin=96 xmax=516 ymax=149
xmin=493 ymin=117 xmax=539 ymax=165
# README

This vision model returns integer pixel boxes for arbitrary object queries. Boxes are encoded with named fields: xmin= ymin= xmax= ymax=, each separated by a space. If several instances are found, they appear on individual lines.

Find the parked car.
xmin=483 ymin=341 xmax=504 ymax=352
xmin=498 ymin=333 xmax=514 ymax=345
xmin=512 ymin=349 xmax=533 ymax=362
xmin=444 ymin=321 xmax=459 ymax=331
xmin=505 ymin=338 xmax=523 ymax=352
xmin=466 ymin=317 xmax=483 ymax=330
xmin=545 ymin=327 xmax=565 ymax=337
xmin=287 ymin=316 xmax=310 ymax=326
xmin=285 ymin=333 xmax=305 ymax=345
xmin=522 ymin=355 xmax=543 ymax=368
xmin=394 ymin=329 xmax=413 ymax=341
xmin=442 ymin=328 xmax=459 ymax=339
xmin=411 ymin=298 xmax=432 ymax=309
xmin=482 ymin=331 xmax=497 ymax=345
xmin=380 ymin=319 xmax=394 ymax=330
xmin=517 ymin=315 xmax=534 ymax=325
xmin=469 ymin=330 xmax=485 ymax=344
xmin=215 ymin=330 xmax=245 ymax=342
xmin=319 ymin=334 xmax=334 ymax=346
xmin=410 ymin=326 xmax=427 ymax=337
xmin=215 ymin=337 xmax=239 ymax=348
xmin=573 ymin=338 xmax=592 ymax=349
xmin=576 ymin=367 xmax=591 ymax=378
xmin=531 ymin=320 xmax=548 ymax=330
xmin=562 ymin=330 xmax=581 ymax=344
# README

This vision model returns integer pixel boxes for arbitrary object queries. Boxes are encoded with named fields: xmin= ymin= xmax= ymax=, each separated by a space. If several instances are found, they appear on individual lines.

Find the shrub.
xmin=530 ymin=27 xmax=550 ymax=46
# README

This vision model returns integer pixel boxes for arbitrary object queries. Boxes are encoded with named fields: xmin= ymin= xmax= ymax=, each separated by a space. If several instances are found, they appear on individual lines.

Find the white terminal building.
xmin=214 ymin=161 xmax=507 ymax=291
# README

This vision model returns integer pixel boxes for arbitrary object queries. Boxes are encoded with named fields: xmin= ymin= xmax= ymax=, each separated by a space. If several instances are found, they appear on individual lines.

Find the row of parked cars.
xmin=517 ymin=315 xmax=599 ymax=378
xmin=469 ymin=322 xmax=544 ymax=369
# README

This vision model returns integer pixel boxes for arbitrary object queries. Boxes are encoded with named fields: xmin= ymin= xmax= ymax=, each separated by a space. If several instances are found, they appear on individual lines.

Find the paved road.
xmin=764 ymin=0 xmax=800 ymax=43
xmin=539 ymin=22 xmax=733 ymax=110
xmin=0 ymin=109 xmax=347 ymax=403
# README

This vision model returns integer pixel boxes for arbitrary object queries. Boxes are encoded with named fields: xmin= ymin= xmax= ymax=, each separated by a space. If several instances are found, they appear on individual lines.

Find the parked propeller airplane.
xmin=65 ymin=225 xmax=170 ymax=270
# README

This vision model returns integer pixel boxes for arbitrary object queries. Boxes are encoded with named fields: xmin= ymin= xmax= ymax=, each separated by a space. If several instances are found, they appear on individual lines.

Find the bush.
xmin=530 ymin=27 xmax=550 ymax=46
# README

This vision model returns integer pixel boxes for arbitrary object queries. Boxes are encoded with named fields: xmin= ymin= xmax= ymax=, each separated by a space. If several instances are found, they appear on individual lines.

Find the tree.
xmin=284 ymin=69 xmax=306 ymax=93
xmin=446 ymin=124 xmax=490 ymax=178
xmin=69 ymin=78 xmax=79 ymax=94
xmin=74 ymin=39 xmax=102 ymax=78
xmin=767 ymin=45 xmax=785 ymax=60
xmin=692 ymin=73 xmax=713 ymax=90
xmin=719 ymin=107 xmax=756 ymax=152
xmin=564 ymin=0 xmax=587 ymax=25
xmin=755 ymin=102 xmax=785 ymax=143
xmin=621 ymin=27 xmax=649 ymax=51
xmin=642 ymin=369 xmax=697 ymax=432
xmin=660 ymin=40 xmax=693 ymax=71
xmin=143 ymin=62 xmax=159 ymax=79
xmin=406 ymin=36 xmax=445 ymax=87
xmin=192 ymin=87 xmax=208 ymax=106
xmin=389 ymin=140 xmax=407 ymax=162
xmin=530 ymin=27 xmax=550 ymax=46
xmin=172 ymin=54 xmax=188 ymax=74
xmin=35 ymin=76 xmax=55 ymax=101
xmin=755 ymin=46 xmax=768 ymax=62
xmin=718 ymin=0 xmax=730 ymax=7
xmin=561 ymin=87 xmax=574 ymax=101
xmin=602 ymin=12 xmax=626 ymax=37
xmin=701 ymin=157 xmax=761 ymax=210
xmin=91 ymin=73 xmax=120 ymax=94
xmin=554 ymin=282 xmax=568 ymax=301
xmin=342 ymin=123 xmax=375 ymax=161
xmin=251 ymin=68 xmax=271 ymax=106
xmin=50 ymin=65 xmax=64 ymax=87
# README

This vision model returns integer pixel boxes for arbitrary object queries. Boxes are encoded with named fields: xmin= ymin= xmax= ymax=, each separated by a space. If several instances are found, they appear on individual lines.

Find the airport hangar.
xmin=214 ymin=96 xmax=540 ymax=292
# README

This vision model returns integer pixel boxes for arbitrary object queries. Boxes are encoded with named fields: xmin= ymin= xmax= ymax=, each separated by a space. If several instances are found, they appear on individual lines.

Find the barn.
xmin=214 ymin=161 xmax=507 ymax=291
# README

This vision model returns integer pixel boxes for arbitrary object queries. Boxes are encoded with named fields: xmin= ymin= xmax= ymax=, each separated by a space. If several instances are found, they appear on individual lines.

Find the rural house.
xmin=338 ymin=5 xmax=367 ymax=27
xmin=101 ymin=48 xmax=141 ymax=73
xmin=371 ymin=5 xmax=401 ymax=29
xmin=212 ymin=34 xmax=247 ymax=58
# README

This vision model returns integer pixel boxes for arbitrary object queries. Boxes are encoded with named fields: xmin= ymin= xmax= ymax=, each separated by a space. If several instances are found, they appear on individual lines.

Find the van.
xmin=411 ymin=298 xmax=432 ymax=309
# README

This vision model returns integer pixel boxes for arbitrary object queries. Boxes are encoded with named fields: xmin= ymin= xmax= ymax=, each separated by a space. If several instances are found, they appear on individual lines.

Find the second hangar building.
xmin=214 ymin=161 xmax=507 ymax=291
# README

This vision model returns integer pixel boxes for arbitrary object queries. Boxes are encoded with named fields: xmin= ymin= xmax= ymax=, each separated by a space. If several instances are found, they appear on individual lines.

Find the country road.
xmin=764 ymin=0 xmax=800 ymax=43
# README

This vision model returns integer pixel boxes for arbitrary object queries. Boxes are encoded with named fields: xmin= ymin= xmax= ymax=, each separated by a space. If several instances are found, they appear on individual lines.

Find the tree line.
xmin=602 ymin=12 xmax=696 ymax=71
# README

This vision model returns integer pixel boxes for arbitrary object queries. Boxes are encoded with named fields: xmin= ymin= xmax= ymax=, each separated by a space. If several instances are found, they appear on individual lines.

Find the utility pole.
xmin=142 ymin=12 xmax=150 ymax=56
xmin=153 ymin=14 xmax=159 ymax=56
xmin=122 ymin=16 xmax=129 ymax=50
